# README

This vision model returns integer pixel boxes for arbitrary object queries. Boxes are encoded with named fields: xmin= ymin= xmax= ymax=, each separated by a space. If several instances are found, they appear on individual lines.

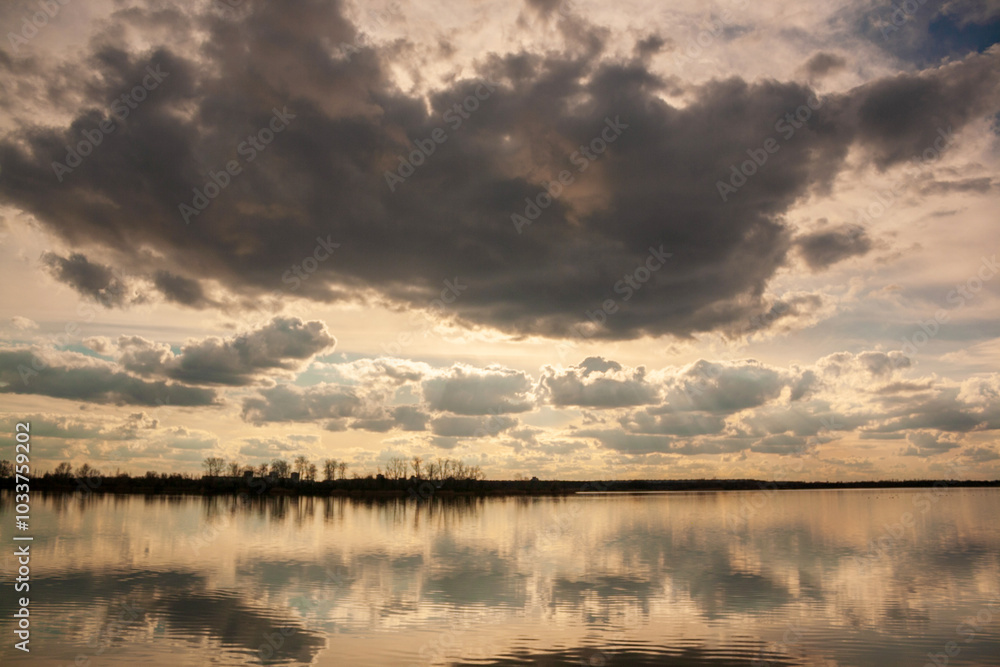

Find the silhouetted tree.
xmin=270 ymin=458 xmax=291 ymax=478
xmin=294 ymin=455 xmax=310 ymax=476
xmin=203 ymin=457 xmax=225 ymax=477
xmin=323 ymin=459 xmax=338 ymax=481
xmin=385 ymin=457 xmax=408 ymax=480
xmin=54 ymin=462 xmax=73 ymax=478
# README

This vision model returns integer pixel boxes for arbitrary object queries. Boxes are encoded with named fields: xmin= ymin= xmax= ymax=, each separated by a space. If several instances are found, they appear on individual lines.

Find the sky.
xmin=0 ymin=0 xmax=999 ymax=480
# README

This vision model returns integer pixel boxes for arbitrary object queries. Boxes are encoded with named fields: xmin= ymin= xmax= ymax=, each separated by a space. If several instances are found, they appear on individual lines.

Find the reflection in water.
xmin=1 ymin=489 xmax=998 ymax=666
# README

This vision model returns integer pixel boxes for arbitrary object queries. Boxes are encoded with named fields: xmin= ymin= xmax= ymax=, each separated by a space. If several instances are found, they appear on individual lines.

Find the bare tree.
xmin=255 ymin=462 xmax=269 ymax=477
xmin=270 ymin=458 xmax=291 ymax=478
xmin=338 ymin=461 xmax=347 ymax=480
xmin=203 ymin=457 xmax=226 ymax=477
xmin=306 ymin=463 xmax=318 ymax=481
xmin=227 ymin=461 xmax=241 ymax=477
xmin=0 ymin=460 xmax=13 ymax=477
xmin=293 ymin=455 xmax=310 ymax=476
xmin=385 ymin=457 xmax=408 ymax=480
xmin=324 ymin=459 xmax=338 ymax=481
xmin=411 ymin=456 xmax=423 ymax=479
xmin=54 ymin=462 xmax=73 ymax=478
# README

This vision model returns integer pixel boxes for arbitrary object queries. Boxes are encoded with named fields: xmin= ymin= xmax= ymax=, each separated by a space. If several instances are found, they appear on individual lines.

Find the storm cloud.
xmin=1 ymin=1 xmax=997 ymax=342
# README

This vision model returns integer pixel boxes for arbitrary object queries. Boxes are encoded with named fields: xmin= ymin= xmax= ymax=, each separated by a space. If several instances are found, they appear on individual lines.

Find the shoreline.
xmin=3 ymin=477 xmax=998 ymax=498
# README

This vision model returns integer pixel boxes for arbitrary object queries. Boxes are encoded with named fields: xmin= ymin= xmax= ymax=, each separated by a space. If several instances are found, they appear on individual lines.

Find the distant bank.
xmin=2 ymin=474 xmax=997 ymax=498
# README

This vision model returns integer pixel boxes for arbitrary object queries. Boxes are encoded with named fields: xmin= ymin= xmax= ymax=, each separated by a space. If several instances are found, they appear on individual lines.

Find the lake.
xmin=1 ymin=488 xmax=999 ymax=666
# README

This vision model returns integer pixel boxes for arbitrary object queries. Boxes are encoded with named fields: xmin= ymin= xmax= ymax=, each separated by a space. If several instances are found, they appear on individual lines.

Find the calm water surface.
xmin=1 ymin=488 xmax=999 ymax=666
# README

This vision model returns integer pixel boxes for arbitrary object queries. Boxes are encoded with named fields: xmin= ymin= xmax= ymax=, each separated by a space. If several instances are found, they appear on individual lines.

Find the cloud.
xmin=795 ymin=225 xmax=872 ymax=271
xmin=660 ymin=360 xmax=793 ymax=413
xmin=118 ymin=336 xmax=175 ymax=376
xmin=960 ymin=445 xmax=1000 ymax=462
xmin=901 ymin=430 xmax=962 ymax=456
xmin=804 ymin=52 xmax=847 ymax=78
xmin=0 ymin=347 xmax=217 ymax=406
xmin=618 ymin=408 xmax=726 ymax=436
xmin=82 ymin=336 xmax=115 ymax=355
xmin=240 ymin=383 xmax=361 ymax=425
xmin=843 ymin=49 xmax=1000 ymax=169
xmin=10 ymin=316 xmax=38 ymax=331
xmin=0 ymin=411 xmax=158 ymax=441
xmin=118 ymin=317 xmax=336 ymax=386
xmin=239 ymin=436 xmax=304 ymax=458
xmin=422 ymin=364 xmax=534 ymax=415
xmin=152 ymin=270 xmax=211 ymax=307
xmin=40 ymin=253 xmax=144 ymax=308
xmin=430 ymin=414 xmax=518 ymax=437
xmin=540 ymin=357 xmax=658 ymax=407
xmin=751 ymin=433 xmax=808 ymax=454
xmin=2 ymin=2 xmax=995 ymax=341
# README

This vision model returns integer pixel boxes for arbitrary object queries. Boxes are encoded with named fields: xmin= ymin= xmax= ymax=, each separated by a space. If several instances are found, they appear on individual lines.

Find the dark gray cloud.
xmin=842 ymin=49 xmax=1000 ymax=169
xmin=795 ymin=225 xmax=872 ymax=270
xmin=40 ymin=252 xmax=142 ymax=308
xmin=152 ymin=270 xmax=210 ymax=307
xmin=804 ymin=51 xmax=847 ymax=77
xmin=0 ymin=348 xmax=217 ymax=406
xmin=167 ymin=317 xmax=335 ymax=385
xmin=117 ymin=317 xmax=336 ymax=386
xmin=1 ymin=1 xmax=996 ymax=341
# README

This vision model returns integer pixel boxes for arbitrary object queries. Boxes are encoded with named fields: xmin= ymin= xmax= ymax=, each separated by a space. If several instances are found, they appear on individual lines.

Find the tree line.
xmin=0 ymin=455 xmax=483 ymax=482
xmin=202 ymin=455 xmax=483 ymax=481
